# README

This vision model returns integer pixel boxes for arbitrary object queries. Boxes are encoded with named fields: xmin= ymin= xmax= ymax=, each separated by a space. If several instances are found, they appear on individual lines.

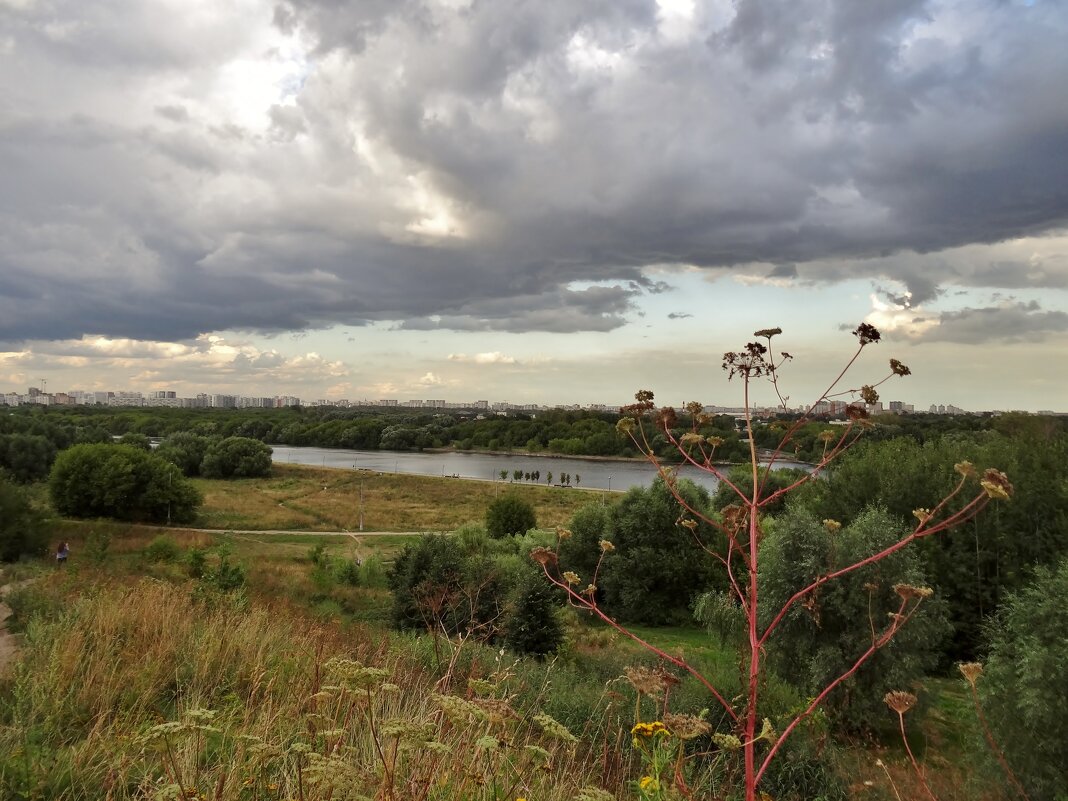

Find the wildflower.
xmin=958 ymin=662 xmax=983 ymax=689
xmin=889 ymin=358 xmax=911 ymax=377
xmin=657 ymin=407 xmax=677 ymax=430
xmin=754 ymin=327 xmax=783 ymax=339
xmin=563 ymin=571 xmax=581 ymax=585
xmin=712 ymin=732 xmax=742 ymax=751
xmin=818 ymin=430 xmax=836 ymax=443
xmin=556 ymin=527 xmax=572 ymax=541
xmin=913 ymin=508 xmax=932 ymax=524
xmin=599 ymin=539 xmax=615 ymax=553
xmin=852 ymin=322 xmax=882 ymax=345
xmin=639 ymin=776 xmax=660 ymax=791
xmin=884 ymin=691 xmax=917 ymax=715
xmin=860 ymin=385 xmax=879 ymax=405
xmin=706 ymin=435 xmax=724 ymax=447
xmin=616 ymin=417 xmax=636 ymax=434
xmin=680 ymin=432 xmax=705 ymax=446
xmin=679 ymin=518 xmax=698 ymax=531
xmin=533 ymin=713 xmax=577 ymax=743
xmin=823 ymin=519 xmax=841 ymax=533
xmin=582 ymin=584 xmax=597 ymax=597
xmin=980 ymin=469 xmax=1013 ymax=501
xmin=893 ymin=583 xmax=934 ymax=601
xmin=631 ymin=721 xmax=669 ymax=738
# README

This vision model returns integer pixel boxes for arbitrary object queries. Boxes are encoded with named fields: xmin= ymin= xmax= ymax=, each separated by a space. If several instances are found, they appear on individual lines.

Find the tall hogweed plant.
xmin=531 ymin=324 xmax=1014 ymax=801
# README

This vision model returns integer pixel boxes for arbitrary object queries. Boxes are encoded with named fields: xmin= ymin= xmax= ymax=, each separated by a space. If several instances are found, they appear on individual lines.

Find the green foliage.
xmin=712 ymin=465 xmax=810 ymax=514
xmin=204 ymin=555 xmax=246 ymax=592
xmin=980 ymin=559 xmax=1068 ymax=800
xmin=504 ymin=568 xmax=564 ymax=657
xmin=49 ymin=444 xmax=201 ymax=523
xmin=795 ymin=431 xmax=1068 ymax=660
xmin=485 ymin=494 xmax=537 ymax=538
xmin=199 ymin=436 xmax=273 ymax=479
xmin=117 ymin=432 xmax=151 ymax=451
xmin=186 ymin=547 xmax=207 ymax=578
xmin=759 ymin=506 xmax=950 ymax=733
xmin=84 ymin=530 xmax=112 ymax=565
xmin=693 ymin=590 xmax=745 ymax=645
xmin=597 ymin=478 xmax=721 ymax=625
xmin=0 ymin=476 xmax=47 ymax=561
xmin=357 ymin=554 xmax=388 ymax=589
xmin=388 ymin=535 xmax=503 ymax=638
xmin=0 ymin=433 xmax=57 ymax=483
xmin=155 ymin=431 xmax=213 ymax=477
xmin=143 ymin=535 xmax=181 ymax=563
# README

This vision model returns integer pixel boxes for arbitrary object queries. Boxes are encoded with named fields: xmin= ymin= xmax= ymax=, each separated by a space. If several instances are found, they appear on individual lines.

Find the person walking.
xmin=56 ymin=541 xmax=69 ymax=567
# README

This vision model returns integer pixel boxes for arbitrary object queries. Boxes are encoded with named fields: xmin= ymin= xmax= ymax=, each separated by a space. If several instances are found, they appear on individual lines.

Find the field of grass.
xmin=191 ymin=464 xmax=596 ymax=532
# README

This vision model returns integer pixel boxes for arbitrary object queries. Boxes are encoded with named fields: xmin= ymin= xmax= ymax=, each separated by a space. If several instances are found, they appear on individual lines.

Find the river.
xmin=270 ymin=445 xmax=810 ymax=495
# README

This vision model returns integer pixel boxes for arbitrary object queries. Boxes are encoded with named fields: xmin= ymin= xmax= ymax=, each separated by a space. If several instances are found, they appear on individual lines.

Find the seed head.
xmin=860 ymin=385 xmax=880 ymax=405
xmin=563 ymin=571 xmax=581 ymax=585
xmin=663 ymin=712 xmax=712 ymax=741
xmin=954 ymin=460 xmax=975 ymax=478
xmin=529 ymin=547 xmax=557 ymax=567
xmin=823 ymin=519 xmax=842 ymax=533
xmin=556 ymin=527 xmax=572 ymax=540
xmin=754 ymin=327 xmax=783 ymax=338
xmin=913 ymin=508 xmax=932 ymax=524
xmin=958 ymin=662 xmax=983 ymax=689
xmin=846 ymin=404 xmax=870 ymax=421
xmin=624 ymin=666 xmax=668 ymax=697
xmin=884 ymin=691 xmax=917 ymax=715
xmin=893 ymin=583 xmax=934 ymax=601
xmin=980 ymin=469 xmax=1013 ymax=501
xmin=853 ymin=323 xmax=882 ymax=345
xmin=599 ymin=539 xmax=615 ymax=553
xmin=889 ymin=358 xmax=911 ymax=377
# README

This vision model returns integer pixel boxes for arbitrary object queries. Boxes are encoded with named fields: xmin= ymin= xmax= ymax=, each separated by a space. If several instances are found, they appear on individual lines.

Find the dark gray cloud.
xmin=1 ymin=0 xmax=1067 ymax=342
xmin=920 ymin=301 xmax=1068 ymax=344
xmin=667 ymin=312 xmax=693 ymax=320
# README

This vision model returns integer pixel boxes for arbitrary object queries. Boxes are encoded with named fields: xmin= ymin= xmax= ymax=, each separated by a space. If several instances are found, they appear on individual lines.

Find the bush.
xmin=389 ymin=535 xmax=504 ymax=638
xmin=0 ymin=476 xmax=47 ymax=562
xmin=118 ymin=432 xmax=151 ymax=451
xmin=200 ymin=436 xmax=273 ymax=479
xmin=358 ymin=554 xmax=388 ymax=589
xmin=759 ymin=506 xmax=950 ymax=734
xmin=49 ymin=444 xmax=201 ymax=523
xmin=155 ymin=431 xmax=213 ymax=476
xmin=980 ymin=559 xmax=1068 ymax=799
xmin=143 ymin=535 xmax=181 ymax=563
xmin=485 ymin=494 xmax=537 ymax=538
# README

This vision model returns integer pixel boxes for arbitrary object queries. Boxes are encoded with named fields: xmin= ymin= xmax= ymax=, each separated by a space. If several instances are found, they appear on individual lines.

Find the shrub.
xmin=485 ymin=494 xmax=537 ymax=538
xmin=979 ymin=559 xmax=1068 ymax=799
xmin=358 ymin=554 xmax=388 ymax=589
xmin=0 ymin=476 xmax=47 ymax=562
xmin=199 ymin=436 xmax=272 ymax=479
xmin=118 ymin=432 xmax=151 ymax=451
xmin=143 ymin=535 xmax=181 ymax=563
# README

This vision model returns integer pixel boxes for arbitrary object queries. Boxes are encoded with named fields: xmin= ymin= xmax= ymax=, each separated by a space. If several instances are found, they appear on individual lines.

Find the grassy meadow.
xmin=0 ymin=466 xmax=1014 ymax=801
xmin=191 ymin=464 xmax=598 ymax=532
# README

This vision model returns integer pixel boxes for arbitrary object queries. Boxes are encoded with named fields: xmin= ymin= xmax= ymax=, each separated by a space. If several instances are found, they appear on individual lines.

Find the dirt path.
xmin=0 ymin=579 xmax=35 ymax=675
xmin=170 ymin=527 xmax=442 ymax=538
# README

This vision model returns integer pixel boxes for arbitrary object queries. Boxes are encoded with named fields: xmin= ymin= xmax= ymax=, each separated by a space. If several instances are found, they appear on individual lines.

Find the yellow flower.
xmin=630 ymin=721 xmax=669 ymax=737
xmin=639 ymin=776 xmax=659 ymax=791
xmin=563 ymin=571 xmax=581 ymax=585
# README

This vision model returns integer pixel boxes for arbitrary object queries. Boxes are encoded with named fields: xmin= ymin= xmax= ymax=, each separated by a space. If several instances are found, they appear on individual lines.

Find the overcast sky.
xmin=2 ymin=0 xmax=1066 ymax=411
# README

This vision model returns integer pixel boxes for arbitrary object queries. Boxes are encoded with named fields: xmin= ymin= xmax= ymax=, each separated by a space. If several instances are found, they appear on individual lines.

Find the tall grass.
xmin=0 ymin=576 xmax=625 ymax=800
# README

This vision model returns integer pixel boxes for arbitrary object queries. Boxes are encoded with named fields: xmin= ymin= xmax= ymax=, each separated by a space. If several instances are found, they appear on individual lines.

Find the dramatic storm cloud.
xmin=1 ymin=0 xmax=1067 ymax=408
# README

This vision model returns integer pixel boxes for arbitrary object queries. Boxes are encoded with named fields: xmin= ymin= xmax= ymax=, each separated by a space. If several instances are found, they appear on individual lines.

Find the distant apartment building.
xmin=110 ymin=392 xmax=143 ymax=407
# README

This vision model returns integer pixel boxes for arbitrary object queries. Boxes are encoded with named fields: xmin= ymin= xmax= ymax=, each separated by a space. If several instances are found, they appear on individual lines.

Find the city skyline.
xmin=2 ymin=1 xmax=1067 ymax=412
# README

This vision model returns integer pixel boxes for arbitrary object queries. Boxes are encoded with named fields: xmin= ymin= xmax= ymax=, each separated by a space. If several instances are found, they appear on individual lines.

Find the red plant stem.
xmin=755 ymin=598 xmax=914 ymax=785
xmin=898 ymin=711 xmax=939 ymax=801
xmin=538 ymin=567 xmax=739 ymax=723
xmin=969 ymin=685 xmax=1032 ymax=801
xmin=760 ymin=491 xmax=988 ymax=646
xmin=743 ymin=376 xmax=760 ymax=801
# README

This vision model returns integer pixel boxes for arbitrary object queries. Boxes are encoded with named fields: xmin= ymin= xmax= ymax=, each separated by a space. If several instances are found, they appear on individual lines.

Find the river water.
xmin=270 ymin=445 xmax=810 ymax=495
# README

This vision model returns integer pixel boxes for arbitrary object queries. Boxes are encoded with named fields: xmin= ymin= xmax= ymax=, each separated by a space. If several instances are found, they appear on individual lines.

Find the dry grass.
xmin=0 ymin=574 xmax=622 ymax=801
xmin=192 ymin=464 xmax=597 ymax=532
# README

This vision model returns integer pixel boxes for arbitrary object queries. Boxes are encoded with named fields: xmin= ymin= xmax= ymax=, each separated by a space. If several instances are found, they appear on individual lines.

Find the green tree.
xmin=156 ymin=431 xmax=213 ymax=477
xmin=485 ymin=494 xmax=537 ymax=539
xmin=118 ymin=432 xmax=151 ymax=451
xmin=759 ymin=506 xmax=950 ymax=733
xmin=504 ymin=568 xmax=564 ymax=657
xmin=0 ymin=433 xmax=57 ymax=483
xmin=49 ymin=444 xmax=201 ymax=523
xmin=598 ymin=477 xmax=721 ymax=624
xmin=200 ymin=436 xmax=272 ymax=479
xmin=979 ymin=559 xmax=1068 ymax=800
xmin=0 ymin=476 xmax=47 ymax=561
